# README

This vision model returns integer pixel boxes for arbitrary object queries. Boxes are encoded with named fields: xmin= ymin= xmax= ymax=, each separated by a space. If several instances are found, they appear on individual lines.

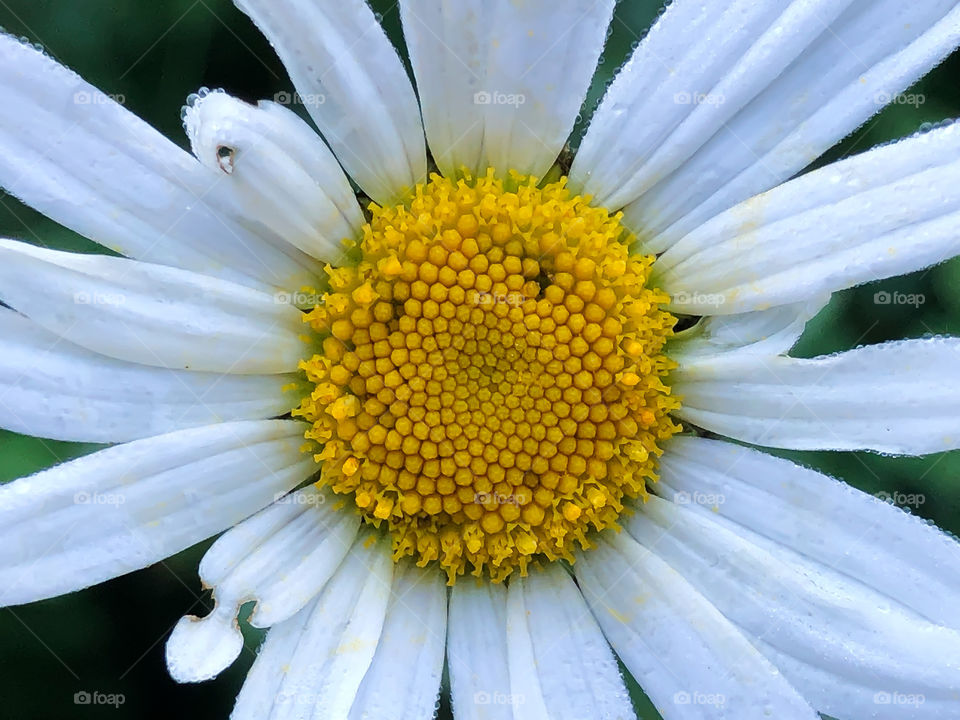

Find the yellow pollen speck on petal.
xmin=294 ymin=169 xmax=681 ymax=583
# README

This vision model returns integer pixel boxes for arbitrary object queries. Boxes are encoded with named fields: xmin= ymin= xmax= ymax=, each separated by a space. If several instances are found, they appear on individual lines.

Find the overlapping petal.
xmin=183 ymin=91 xmax=364 ymax=264
xmin=626 ymin=494 xmax=960 ymax=719
xmin=0 ymin=34 xmax=319 ymax=291
xmin=0 ymin=420 xmax=313 ymax=607
xmin=230 ymin=531 xmax=394 ymax=720
xmin=506 ymin=564 xmax=634 ymax=720
xmin=0 ymin=240 xmax=307 ymax=374
xmin=575 ymin=532 xmax=819 ymax=720
xmin=233 ymin=0 xmax=426 ymax=204
xmin=166 ymin=486 xmax=359 ymax=683
xmin=667 ymin=296 xmax=829 ymax=367
xmin=0 ymin=310 xmax=301 ymax=443
xmin=654 ymin=121 xmax=960 ymax=315
xmin=656 ymin=436 xmax=960 ymax=631
xmin=400 ymin=0 xmax=613 ymax=180
xmin=571 ymin=0 xmax=960 ymax=253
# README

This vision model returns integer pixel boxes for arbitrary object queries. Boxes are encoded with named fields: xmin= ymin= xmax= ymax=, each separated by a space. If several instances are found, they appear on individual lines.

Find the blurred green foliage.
xmin=0 ymin=1 xmax=958 ymax=718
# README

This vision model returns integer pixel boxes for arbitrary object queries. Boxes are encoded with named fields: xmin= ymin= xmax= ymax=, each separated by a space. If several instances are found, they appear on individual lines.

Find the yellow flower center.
xmin=295 ymin=171 xmax=680 ymax=582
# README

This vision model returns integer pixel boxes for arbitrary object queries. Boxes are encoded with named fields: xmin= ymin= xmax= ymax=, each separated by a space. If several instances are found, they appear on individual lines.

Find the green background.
xmin=1 ymin=1 xmax=958 ymax=718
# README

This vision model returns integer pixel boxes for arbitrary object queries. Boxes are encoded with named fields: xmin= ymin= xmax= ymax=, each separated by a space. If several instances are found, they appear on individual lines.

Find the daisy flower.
xmin=3 ymin=1 xmax=960 ymax=719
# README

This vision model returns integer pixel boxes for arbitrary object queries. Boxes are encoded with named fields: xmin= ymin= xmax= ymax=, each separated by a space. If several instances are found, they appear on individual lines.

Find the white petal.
xmin=0 ymin=310 xmax=300 ymax=443
xmin=230 ymin=530 xmax=393 ymax=720
xmin=752 ymin=639 xmax=958 ymax=720
xmin=506 ymin=564 xmax=634 ymax=720
xmin=245 ymin=514 xmax=359 ymax=629
xmin=0 ymin=35 xmax=318 ymax=291
xmin=233 ymin=0 xmax=426 ymax=204
xmin=400 ymin=0 xmax=613 ymax=180
xmin=504 ymin=577 xmax=551 ymax=720
xmin=209 ymin=486 xmax=358 ymax=630
xmin=667 ymin=296 xmax=828 ymax=367
xmin=183 ymin=91 xmax=364 ymax=264
xmin=604 ymin=1 xmax=958 ymax=249
xmin=348 ymin=561 xmax=447 ymax=720
xmin=0 ymin=240 xmax=306 ymax=374
xmin=447 ymin=581 xmax=512 ymax=720
xmin=166 ymin=487 xmax=360 ymax=683
xmin=654 ymin=120 xmax=960 ymax=315
xmin=575 ymin=532 xmax=818 ymax=720
xmin=229 ymin=589 xmax=315 ymax=720
xmin=656 ymin=436 xmax=960 ymax=632
xmin=572 ymin=0 xmax=854 ymax=210
xmin=0 ymin=419 xmax=313 ymax=607
xmin=165 ymin=603 xmax=245 ymax=687
xmin=672 ymin=336 xmax=960 ymax=454
xmin=625 ymin=495 xmax=960 ymax=719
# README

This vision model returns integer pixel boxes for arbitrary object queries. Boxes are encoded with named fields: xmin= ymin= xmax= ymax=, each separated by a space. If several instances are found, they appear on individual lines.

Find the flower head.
xmin=295 ymin=170 xmax=680 ymax=581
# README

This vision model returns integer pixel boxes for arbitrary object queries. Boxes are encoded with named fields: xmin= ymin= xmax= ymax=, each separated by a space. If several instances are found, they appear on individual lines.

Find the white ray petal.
xmin=0 ymin=240 xmax=307 ymax=374
xmin=667 ymin=296 xmax=829 ymax=367
xmin=348 ymin=561 xmax=447 ymax=720
xmin=166 ymin=485 xmax=359 ymax=683
xmin=233 ymin=0 xmax=426 ymax=204
xmin=634 ymin=1 xmax=960 ymax=248
xmin=183 ymin=91 xmax=364 ymax=264
xmin=656 ymin=436 xmax=960 ymax=632
xmin=0 ymin=420 xmax=313 ymax=607
xmin=0 ymin=34 xmax=319 ymax=291
xmin=447 ymin=581 xmax=513 ymax=720
xmin=673 ymin=336 xmax=960 ymax=454
xmin=575 ymin=532 xmax=818 ymax=720
xmin=654 ymin=121 xmax=960 ymax=315
xmin=506 ymin=564 xmax=634 ymax=720
xmin=573 ymin=0 xmax=856 ymax=210
xmin=400 ymin=0 xmax=613 ymax=180
xmin=626 ymin=494 xmax=960 ymax=719
xmin=0 ymin=310 xmax=301 ymax=443
xmin=230 ymin=530 xmax=393 ymax=720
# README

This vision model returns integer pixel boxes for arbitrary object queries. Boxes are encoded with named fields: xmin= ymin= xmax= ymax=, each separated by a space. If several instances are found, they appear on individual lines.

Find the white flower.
xmin=2 ymin=2 xmax=960 ymax=719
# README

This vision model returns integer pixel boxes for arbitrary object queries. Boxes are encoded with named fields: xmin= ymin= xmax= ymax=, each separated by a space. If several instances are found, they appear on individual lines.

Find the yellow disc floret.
xmin=295 ymin=170 xmax=680 ymax=582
